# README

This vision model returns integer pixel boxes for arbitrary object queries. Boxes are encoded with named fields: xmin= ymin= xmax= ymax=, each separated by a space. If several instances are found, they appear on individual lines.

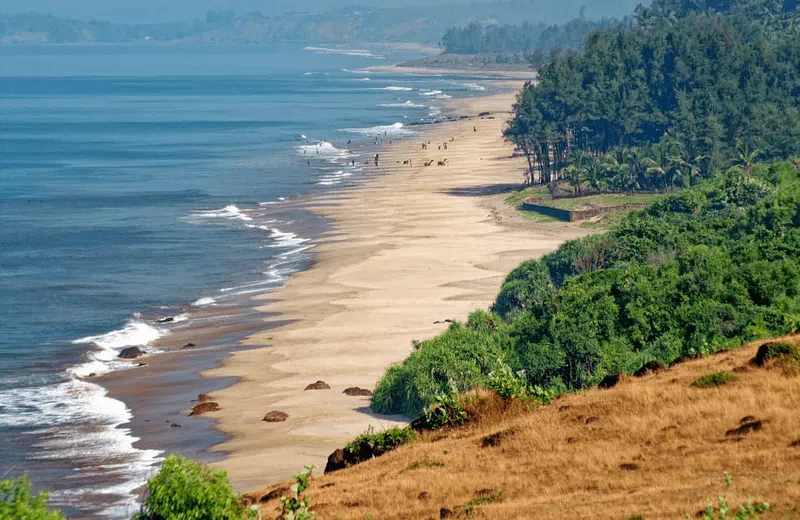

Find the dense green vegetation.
xmin=440 ymin=14 xmax=625 ymax=54
xmin=373 ymin=161 xmax=800 ymax=416
xmin=132 ymin=455 xmax=254 ymax=520
xmin=0 ymin=476 xmax=64 ymax=520
xmin=504 ymin=0 xmax=800 ymax=188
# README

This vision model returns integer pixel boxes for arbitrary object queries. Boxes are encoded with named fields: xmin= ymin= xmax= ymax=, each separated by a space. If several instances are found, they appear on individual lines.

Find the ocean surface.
xmin=0 ymin=43 xmax=495 ymax=518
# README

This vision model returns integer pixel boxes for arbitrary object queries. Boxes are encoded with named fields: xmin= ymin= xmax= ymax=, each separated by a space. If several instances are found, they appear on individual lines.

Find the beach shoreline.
xmin=200 ymin=85 xmax=593 ymax=491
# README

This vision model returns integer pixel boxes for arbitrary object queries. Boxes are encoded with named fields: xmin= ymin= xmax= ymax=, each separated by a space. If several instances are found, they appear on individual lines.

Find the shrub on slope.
xmin=373 ymin=162 xmax=800 ymax=416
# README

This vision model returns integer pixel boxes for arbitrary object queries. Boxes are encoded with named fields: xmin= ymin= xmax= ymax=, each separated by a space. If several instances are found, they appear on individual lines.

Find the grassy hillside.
xmin=249 ymin=334 xmax=800 ymax=519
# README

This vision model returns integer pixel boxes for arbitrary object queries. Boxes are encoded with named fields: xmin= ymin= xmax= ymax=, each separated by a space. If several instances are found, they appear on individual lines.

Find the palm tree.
xmin=585 ymin=157 xmax=607 ymax=192
xmin=733 ymin=139 xmax=761 ymax=174
xmin=565 ymin=150 xmax=589 ymax=195
xmin=602 ymin=150 xmax=633 ymax=192
xmin=644 ymin=141 xmax=682 ymax=191
xmin=625 ymin=148 xmax=649 ymax=192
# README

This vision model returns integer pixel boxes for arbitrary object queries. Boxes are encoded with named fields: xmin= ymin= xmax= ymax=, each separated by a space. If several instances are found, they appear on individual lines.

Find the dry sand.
xmin=204 ymin=89 xmax=592 ymax=491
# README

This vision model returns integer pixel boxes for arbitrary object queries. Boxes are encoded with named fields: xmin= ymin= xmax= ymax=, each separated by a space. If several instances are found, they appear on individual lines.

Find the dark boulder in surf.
xmin=343 ymin=387 xmax=372 ymax=396
xmin=118 ymin=347 xmax=145 ymax=359
xmin=156 ymin=317 xmax=174 ymax=323
xmin=304 ymin=380 xmax=331 ymax=390
xmin=189 ymin=402 xmax=220 ymax=416
xmin=263 ymin=411 xmax=289 ymax=422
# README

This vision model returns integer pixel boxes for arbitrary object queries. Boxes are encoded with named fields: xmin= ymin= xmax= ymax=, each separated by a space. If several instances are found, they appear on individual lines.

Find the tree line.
xmin=439 ymin=15 xmax=626 ymax=54
xmin=504 ymin=0 xmax=800 ymax=189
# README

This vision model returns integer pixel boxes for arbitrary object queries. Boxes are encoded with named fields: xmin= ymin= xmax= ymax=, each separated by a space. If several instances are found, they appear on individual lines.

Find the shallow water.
xmin=0 ymin=43 xmax=496 ymax=518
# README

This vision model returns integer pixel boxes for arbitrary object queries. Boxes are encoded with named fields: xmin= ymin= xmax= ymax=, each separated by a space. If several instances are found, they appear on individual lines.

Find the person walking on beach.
xmin=374 ymin=153 xmax=379 ymax=166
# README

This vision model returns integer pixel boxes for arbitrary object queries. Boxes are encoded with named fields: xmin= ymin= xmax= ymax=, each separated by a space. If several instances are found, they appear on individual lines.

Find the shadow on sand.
xmin=443 ymin=182 xmax=525 ymax=197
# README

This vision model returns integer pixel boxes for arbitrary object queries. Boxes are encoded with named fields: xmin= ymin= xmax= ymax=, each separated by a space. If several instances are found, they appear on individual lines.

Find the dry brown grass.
xmin=247 ymin=335 xmax=800 ymax=519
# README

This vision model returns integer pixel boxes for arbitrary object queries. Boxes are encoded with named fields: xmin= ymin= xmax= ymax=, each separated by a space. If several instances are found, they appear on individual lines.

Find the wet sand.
xmin=201 ymin=88 xmax=593 ymax=491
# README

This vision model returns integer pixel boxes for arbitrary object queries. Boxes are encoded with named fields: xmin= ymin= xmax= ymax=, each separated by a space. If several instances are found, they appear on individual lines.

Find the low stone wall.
xmin=521 ymin=198 xmax=650 ymax=222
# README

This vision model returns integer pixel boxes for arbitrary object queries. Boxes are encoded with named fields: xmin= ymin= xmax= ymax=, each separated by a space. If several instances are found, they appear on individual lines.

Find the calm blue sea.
xmin=0 ymin=43 xmax=494 ymax=518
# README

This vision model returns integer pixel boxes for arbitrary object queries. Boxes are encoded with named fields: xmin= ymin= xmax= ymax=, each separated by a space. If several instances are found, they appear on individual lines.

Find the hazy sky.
xmin=1 ymin=0 xmax=487 ymax=23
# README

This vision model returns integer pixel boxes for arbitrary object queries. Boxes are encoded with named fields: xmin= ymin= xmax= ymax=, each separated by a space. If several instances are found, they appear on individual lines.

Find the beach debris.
xmin=189 ymin=402 xmax=220 ymax=415
xmin=118 ymin=347 xmax=145 ymax=359
xmin=170 ymin=423 xmax=182 ymax=428
xmin=343 ymin=387 xmax=373 ymax=396
xmin=182 ymin=342 xmax=197 ymax=349
xmin=620 ymin=463 xmax=639 ymax=471
xmin=478 ymin=111 xmax=491 ymax=117
xmin=195 ymin=393 xmax=212 ymax=402
xmin=633 ymin=360 xmax=666 ymax=377
xmin=156 ymin=316 xmax=174 ymax=323
xmin=87 ymin=373 xmax=97 ymax=378
xmin=304 ymin=380 xmax=331 ymax=390
xmin=585 ymin=416 xmax=600 ymax=425
xmin=263 ymin=411 xmax=289 ymax=422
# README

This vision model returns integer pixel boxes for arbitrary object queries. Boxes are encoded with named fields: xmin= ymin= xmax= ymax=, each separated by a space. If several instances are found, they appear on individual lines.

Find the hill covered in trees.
xmin=373 ymin=0 xmax=800 ymax=418
xmin=0 ymin=0 xmax=642 ymax=45
xmin=504 ymin=0 xmax=800 ymax=189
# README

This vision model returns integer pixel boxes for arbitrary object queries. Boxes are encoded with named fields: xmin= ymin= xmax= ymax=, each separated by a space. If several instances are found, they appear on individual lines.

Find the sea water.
xmin=0 ymin=44 xmax=496 ymax=518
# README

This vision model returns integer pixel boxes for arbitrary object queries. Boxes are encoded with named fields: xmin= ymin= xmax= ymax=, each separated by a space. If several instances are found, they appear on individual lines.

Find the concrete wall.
xmin=521 ymin=198 xmax=650 ymax=222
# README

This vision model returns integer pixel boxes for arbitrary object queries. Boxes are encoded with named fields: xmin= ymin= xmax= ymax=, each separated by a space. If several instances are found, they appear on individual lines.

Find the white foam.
xmin=379 ymin=100 xmax=426 ymax=108
xmin=343 ymin=122 xmax=414 ymax=136
xmin=70 ymin=320 xmax=163 ymax=378
xmin=342 ymin=68 xmax=372 ymax=74
xmin=190 ymin=204 xmax=252 ymax=222
xmin=259 ymin=197 xmax=286 ymax=206
xmin=193 ymin=297 xmax=216 ymax=306
xmin=296 ymin=141 xmax=349 ymax=158
xmin=317 ymin=169 xmax=354 ymax=186
xmin=358 ymin=78 xmax=372 ymax=81
xmin=419 ymin=89 xmax=443 ymax=97
xmin=374 ymin=86 xmax=413 ymax=92
xmin=268 ymin=227 xmax=310 ymax=248
xmin=463 ymin=82 xmax=486 ymax=91
xmin=0 ymin=377 xmax=163 ymax=515
xmin=304 ymin=46 xmax=385 ymax=59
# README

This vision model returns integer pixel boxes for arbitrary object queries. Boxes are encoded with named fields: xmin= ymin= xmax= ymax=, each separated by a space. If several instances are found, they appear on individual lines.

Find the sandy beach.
xmin=204 ymin=87 xmax=592 ymax=491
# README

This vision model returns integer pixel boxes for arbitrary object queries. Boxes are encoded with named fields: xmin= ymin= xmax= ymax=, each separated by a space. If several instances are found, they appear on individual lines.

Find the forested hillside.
xmin=504 ymin=0 xmax=800 ymax=188
xmin=373 ymin=0 xmax=800 ymax=418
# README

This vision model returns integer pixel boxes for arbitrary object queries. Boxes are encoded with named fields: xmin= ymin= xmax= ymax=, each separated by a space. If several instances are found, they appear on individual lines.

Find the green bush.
xmin=133 ymin=455 xmax=253 ymax=520
xmin=691 ymin=371 xmax=738 ymax=388
xmin=279 ymin=465 xmax=314 ymax=520
xmin=0 ymin=476 xmax=64 ymax=520
xmin=371 ymin=316 xmax=513 ymax=416
xmin=345 ymin=427 xmax=416 ymax=457
xmin=697 ymin=497 xmax=770 ymax=520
